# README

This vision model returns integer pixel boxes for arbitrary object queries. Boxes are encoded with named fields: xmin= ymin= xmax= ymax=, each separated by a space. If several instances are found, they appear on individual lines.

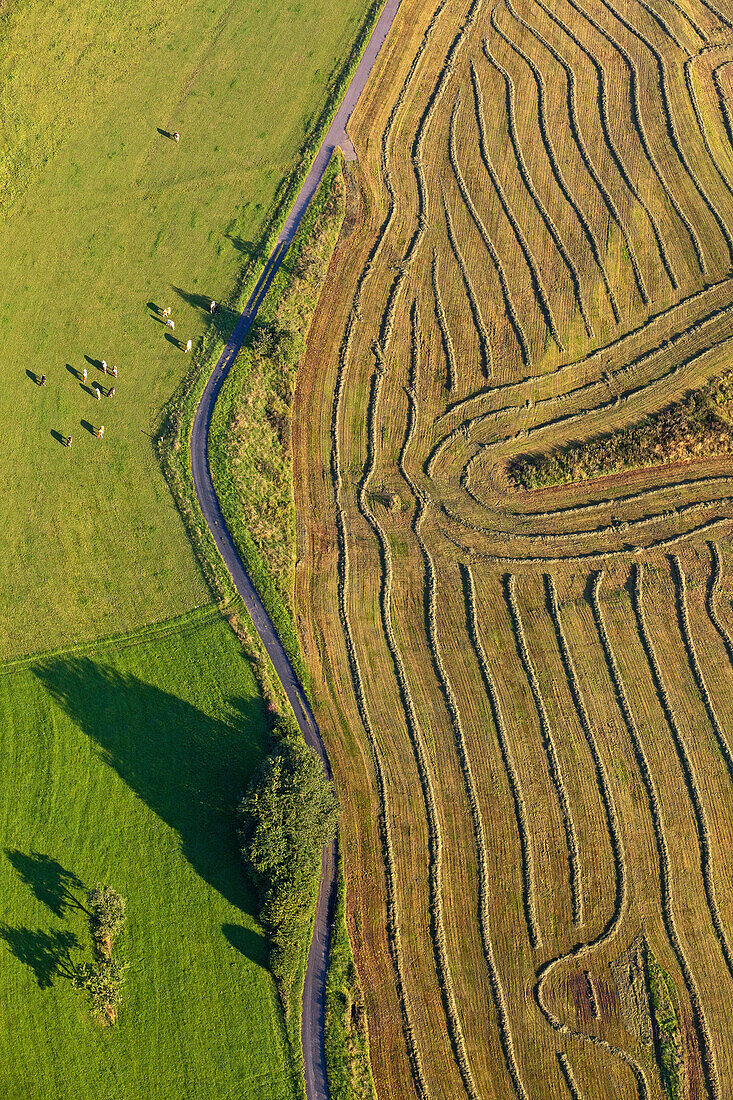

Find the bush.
xmin=238 ymin=737 xmax=338 ymax=1006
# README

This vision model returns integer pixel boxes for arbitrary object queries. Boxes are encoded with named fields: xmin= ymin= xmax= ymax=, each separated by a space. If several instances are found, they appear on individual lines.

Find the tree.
xmin=86 ymin=884 xmax=126 ymax=960
xmin=72 ymin=958 xmax=127 ymax=1025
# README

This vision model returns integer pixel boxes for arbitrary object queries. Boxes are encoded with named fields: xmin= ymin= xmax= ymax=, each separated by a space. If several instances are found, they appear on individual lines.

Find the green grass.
xmin=0 ymin=609 xmax=299 ymax=1100
xmin=0 ymin=0 xmax=375 ymax=660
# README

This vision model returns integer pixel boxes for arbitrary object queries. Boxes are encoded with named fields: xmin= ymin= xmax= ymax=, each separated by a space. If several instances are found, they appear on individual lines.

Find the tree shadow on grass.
xmin=171 ymin=286 xmax=239 ymax=338
xmin=222 ymin=923 xmax=268 ymax=968
xmin=0 ymin=926 xmax=79 ymax=988
xmin=171 ymin=286 xmax=213 ymax=312
xmin=33 ymin=659 xmax=267 ymax=921
xmin=5 ymin=851 xmax=84 ymax=919
xmin=224 ymin=235 xmax=258 ymax=261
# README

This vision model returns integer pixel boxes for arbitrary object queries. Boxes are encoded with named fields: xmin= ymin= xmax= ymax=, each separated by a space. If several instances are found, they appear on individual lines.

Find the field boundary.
xmin=0 ymin=603 xmax=221 ymax=676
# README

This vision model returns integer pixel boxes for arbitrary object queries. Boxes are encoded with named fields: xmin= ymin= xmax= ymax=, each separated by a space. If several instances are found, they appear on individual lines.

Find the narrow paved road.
xmin=189 ymin=3 xmax=402 ymax=1097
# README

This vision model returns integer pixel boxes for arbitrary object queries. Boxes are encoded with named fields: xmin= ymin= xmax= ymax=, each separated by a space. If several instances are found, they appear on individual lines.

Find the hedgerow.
xmin=514 ymin=372 xmax=733 ymax=489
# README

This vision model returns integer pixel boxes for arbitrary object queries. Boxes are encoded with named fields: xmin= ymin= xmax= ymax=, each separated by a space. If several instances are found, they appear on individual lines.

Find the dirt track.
xmin=189 ymin=1 xmax=402 ymax=1095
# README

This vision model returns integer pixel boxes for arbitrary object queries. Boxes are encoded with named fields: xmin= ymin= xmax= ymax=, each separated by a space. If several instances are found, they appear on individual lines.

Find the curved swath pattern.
xmin=595 ymin=0 xmax=733 ymax=271
xmin=468 ymin=65 xmax=563 ymax=348
xmin=488 ymin=3 xmax=621 ymax=323
xmin=561 ymin=0 xmax=707 ymax=275
xmin=503 ymin=0 xmax=651 ymax=308
xmin=528 ymin=0 xmax=678 ymax=291
xmin=446 ymin=92 xmax=531 ymax=368
xmin=479 ymin=40 xmax=595 ymax=336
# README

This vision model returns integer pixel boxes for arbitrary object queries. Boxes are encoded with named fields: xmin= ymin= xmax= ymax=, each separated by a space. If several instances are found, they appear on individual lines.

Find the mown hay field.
xmin=294 ymin=0 xmax=733 ymax=1095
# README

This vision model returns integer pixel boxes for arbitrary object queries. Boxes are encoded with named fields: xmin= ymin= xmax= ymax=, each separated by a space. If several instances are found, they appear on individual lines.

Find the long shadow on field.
xmin=222 ymin=922 xmax=269 ymax=967
xmin=171 ymin=286 xmax=214 ymax=312
xmin=33 ymin=660 xmax=266 ymax=931
xmin=5 ymin=851 xmax=84 ymax=919
xmin=0 ymin=925 xmax=79 ymax=988
xmin=171 ymin=286 xmax=239 ymax=338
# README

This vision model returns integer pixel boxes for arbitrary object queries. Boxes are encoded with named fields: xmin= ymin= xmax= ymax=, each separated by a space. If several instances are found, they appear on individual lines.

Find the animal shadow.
xmin=51 ymin=430 xmax=67 ymax=445
xmin=26 ymin=369 xmax=41 ymax=385
xmin=5 ymin=851 xmax=84 ymax=919
xmin=80 ymin=419 xmax=97 ymax=435
xmin=157 ymin=128 xmax=173 ymax=140
xmin=66 ymin=364 xmax=82 ymax=380
xmin=83 ymin=355 xmax=105 ymax=372
xmin=164 ymin=332 xmax=181 ymax=349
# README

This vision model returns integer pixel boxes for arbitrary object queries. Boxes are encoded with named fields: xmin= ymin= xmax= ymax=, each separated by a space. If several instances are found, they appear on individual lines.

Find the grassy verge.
xmin=207 ymin=154 xmax=347 ymax=683
xmin=325 ymin=856 xmax=377 ymax=1100
xmin=159 ymin=153 xmax=358 ymax=1080
xmin=513 ymin=373 xmax=733 ymax=489
xmin=0 ymin=610 xmax=297 ymax=1100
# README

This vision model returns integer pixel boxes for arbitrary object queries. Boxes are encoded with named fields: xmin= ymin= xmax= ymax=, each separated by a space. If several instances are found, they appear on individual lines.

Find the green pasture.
xmin=0 ymin=608 xmax=298 ymax=1100
xmin=0 ymin=0 xmax=373 ymax=659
